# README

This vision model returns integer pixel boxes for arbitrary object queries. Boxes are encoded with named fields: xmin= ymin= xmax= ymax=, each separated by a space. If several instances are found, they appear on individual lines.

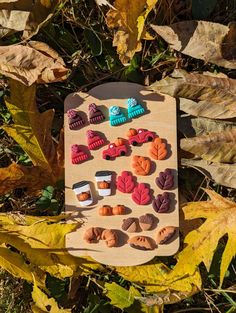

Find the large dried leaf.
xmin=149 ymin=69 xmax=236 ymax=119
xmin=0 ymin=163 xmax=52 ymax=195
xmin=181 ymin=159 xmax=236 ymax=189
xmin=169 ymin=189 xmax=236 ymax=286
xmin=2 ymin=80 xmax=62 ymax=178
xmin=151 ymin=21 xmax=236 ymax=69
xmin=178 ymin=115 xmax=236 ymax=137
xmin=106 ymin=0 xmax=157 ymax=64
xmin=180 ymin=129 xmax=236 ymax=163
xmin=0 ymin=0 xmax=59 ymax=39
xmin=0 ymin=41 xmax=68 ymax=85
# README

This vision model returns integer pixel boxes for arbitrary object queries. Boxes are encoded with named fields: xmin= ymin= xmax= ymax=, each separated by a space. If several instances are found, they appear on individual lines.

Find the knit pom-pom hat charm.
xmin=88 ymin=103 xmax=105 ymax=124
xmin=127 ymin=97 xmax=145 ymax=119
xmin=71 ymin=144 xmax=89 ymax=164
xmin=109 ymin=106 xmax=127 ymax=126
xmin=67 ymin=109 xmax=85 ymax=130
xmin=86 ymin=130 xmax=105 ymax=150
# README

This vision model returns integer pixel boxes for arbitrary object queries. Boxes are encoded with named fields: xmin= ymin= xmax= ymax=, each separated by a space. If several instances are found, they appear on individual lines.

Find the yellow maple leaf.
xmin=169 ymin=189 xmax=236 ymax=286
xmin=106 ymin=0 xmax=157 ymax=64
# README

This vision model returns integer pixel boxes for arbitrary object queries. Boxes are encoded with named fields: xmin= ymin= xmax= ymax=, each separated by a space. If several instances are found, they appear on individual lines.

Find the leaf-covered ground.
xmin=0 ymin=0 xmax=236 ymax=312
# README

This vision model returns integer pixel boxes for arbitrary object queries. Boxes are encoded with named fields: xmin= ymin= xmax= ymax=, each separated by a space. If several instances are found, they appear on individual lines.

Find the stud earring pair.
xmin=67 ymin=103 xmax=105 ymax=130
xmin=109 ymin=98 xmax=145 ymax=126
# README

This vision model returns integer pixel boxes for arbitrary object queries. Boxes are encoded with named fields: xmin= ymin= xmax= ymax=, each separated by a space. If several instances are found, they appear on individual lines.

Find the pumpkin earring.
xmin=109 ymin=106 xmax=127 ymax=126
xmin=67 ymin=109 xmax=85 ymax=130
xmin=127 ymin=97 xmax=145 ymax=119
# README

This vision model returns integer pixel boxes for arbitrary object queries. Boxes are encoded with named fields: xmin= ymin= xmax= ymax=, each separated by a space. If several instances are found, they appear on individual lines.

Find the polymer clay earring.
xmin=109 ymin=106 xmax=127 ymax=126
xmin=71 ymin=144 xmax=89 ymax=164
xmin=73 ymin=181 xmax=93 ymax=206
xmin=88 ymin=103 xmax=105 ymax=124
xmin=127 ymin=97 xmax=145 ymax=119
xmin=67 ymin=109 xmax=85 ymax=130
xmin=86 ymin=130 xmax=105 ymax=150
xmin=95 ymin=170 xmax=112 ymax=196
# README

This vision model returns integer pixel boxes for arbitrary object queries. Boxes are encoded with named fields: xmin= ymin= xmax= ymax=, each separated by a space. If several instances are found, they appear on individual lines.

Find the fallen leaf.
xmin=180 ymin=129 xmax=236 ymax=163
xmin=0 ymin=42 xmax=68 ymax=86
xmin=105 ymin=283 xmax=137 ymax=309
xmin=95 ymin=0 xmax=115 ymax=8
xmin=151 ymin=21 xmax=236 ymax=69
xmin=178 ymin=115 xmax=236 ymax=137
xmin=181 ymin=158 xmax=236 ymax=188
xmin=149 ymin=70 xmax=236 ymax=119
xmin=31 ymin=281 xmax=71 ymax=312
xmin=0 ymin=0 xmax=59 ymax=39
xmin=2 ymin=80 xmax=63 ymax=178
xmin=106 ymin=0 xmax=157 ymax=64
xmin=169 ymin=189 xmax=236 ymax=286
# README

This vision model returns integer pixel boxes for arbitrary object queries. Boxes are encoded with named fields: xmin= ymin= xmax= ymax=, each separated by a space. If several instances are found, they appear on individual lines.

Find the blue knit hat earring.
xmin=127 ymin=97 xmax=145 ymax=119
xmin=109 ymin=106 xmax=127 ymax=126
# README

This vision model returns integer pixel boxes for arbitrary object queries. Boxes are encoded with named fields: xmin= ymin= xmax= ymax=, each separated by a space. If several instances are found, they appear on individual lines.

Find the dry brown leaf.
xmin=95 ymin=0 xmax=115 ymax=8
xmin=0 ymin=41 xmax=68 ymax=86
xmin=181 ymin=159 xmax=236 ymax=189
xmin=0 ymin=0 xmax=59 ymax=39
xmin=106 ymin=0 xmax=157 ymax=64
xmin=180 ymin=129 xmax=236 ymax=163
xmin=151 ymin=21 xmax=236 ymax=69
xmin=0 ymin=163 xmax=52 ymax=195
xmin=149 ymin=69 xmax=236 ymax=119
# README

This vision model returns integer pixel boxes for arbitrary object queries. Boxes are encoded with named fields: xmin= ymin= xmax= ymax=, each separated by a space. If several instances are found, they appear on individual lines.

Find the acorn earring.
xmin=127 ymin=97 xmax=145 ymax=119
xmin=109 ymin=106 xmax=127 ymax=126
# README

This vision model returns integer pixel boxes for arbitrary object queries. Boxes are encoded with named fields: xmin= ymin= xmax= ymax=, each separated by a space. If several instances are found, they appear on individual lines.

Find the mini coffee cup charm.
xmin=95 ymin=171 xmax=112 ymax=196
xmin=73 ymin=181 xmax=93 ymax=206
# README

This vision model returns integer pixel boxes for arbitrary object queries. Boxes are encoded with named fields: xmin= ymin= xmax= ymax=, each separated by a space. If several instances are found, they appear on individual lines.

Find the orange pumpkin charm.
xmin=98 ymin=181 xmax=109 ymax=189
xmin=126 ymin=128 xmax=137 ymax=138
xmin=99 ymin=205 xmax=113 ymax=216
xmin=78 ymin=192 xmax=90 ymax=201
xmin=114 ymin=137 xmax=125 ymax=147
xmin=112 ymin=205 xmax=125 ymax=215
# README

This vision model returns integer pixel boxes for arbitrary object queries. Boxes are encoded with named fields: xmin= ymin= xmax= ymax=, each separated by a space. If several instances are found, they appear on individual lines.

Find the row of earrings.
xmin=67 ymin=98 xmax=146 ymax=130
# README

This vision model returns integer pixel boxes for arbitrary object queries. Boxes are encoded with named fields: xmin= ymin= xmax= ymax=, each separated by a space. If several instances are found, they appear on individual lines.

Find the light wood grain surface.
xmin=64 ymin=82 xmax=179 ymax=266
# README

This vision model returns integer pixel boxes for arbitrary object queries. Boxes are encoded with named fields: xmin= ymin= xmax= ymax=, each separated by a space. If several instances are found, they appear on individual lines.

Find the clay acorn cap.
xmin=139 ymin=214 xmax=155 ymax=231
xmin=121 ymin=218 xmax=138 ymax=233
xmin=128 ymin=235 xmax=156 ymax=250
xmin=156 ymin=226 xmax=176 ymax=245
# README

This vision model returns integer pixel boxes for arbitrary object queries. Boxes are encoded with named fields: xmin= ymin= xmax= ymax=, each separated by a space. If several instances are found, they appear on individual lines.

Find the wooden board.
xmin=64 ymin=82 xmax=179 ymax=266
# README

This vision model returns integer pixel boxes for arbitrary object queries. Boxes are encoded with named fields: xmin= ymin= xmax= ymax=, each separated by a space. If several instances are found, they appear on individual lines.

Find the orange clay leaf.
xmin=132 ymin=155 xmax=151 ymax=176
xmin=149 ymin=137 xmax=167 ymax=160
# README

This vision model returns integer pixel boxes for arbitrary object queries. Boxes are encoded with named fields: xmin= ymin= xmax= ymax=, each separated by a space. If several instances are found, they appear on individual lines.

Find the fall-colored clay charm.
xmin=87 ymin=130 xmax=105 ymax=150
xmin=116 ymin=171 xmax=135 ymax=193
xmin=73 ymin=181 xmax=93 ymax=206
xmin=67 ymin=109 xmax=85 ymax=130
xmin=88 ymin=103 xmax=105 ymax=124
xmin=156 ymin=169 xmax=174 ymax=190
xmin=127 ymin=98 xmax=145 ymax=119
xmin=99 ymin=205 xmax=113 ymax=216
xmin=83 ymin=227 xmax=104 ymax=243
xmin=95 ymin=171 xmax=112 ymax=196
xmin=132 ymin=155 xmax=151 ymax=176
xmin=71 ymin=144 xmax=89 ymax=164
xmin=139 ymin=214 xmax=155 ymax=231
xmin=102 ymin=229 xmax=119 ymax=247
xmin=127 ymin=128 xmax=155 ymax=146
xmin=152 ymin=192 xmax=170 ymax=213
xmin=132 ymin=183 xmax=151 ymax=205
xmin=128 ymin=236 xmax=156 ymax=250
xmin=121 ymin=218 xmax=139 ymax=233
xmin=112 ymin=205 xmax=126 ymax=215
xmin=102 ymin=138 xmax=128 ymax=160
xmin=156 ymin=226 xmax=176 ymax=244
xmin=149 ymin=137 xmax=167 ymax=160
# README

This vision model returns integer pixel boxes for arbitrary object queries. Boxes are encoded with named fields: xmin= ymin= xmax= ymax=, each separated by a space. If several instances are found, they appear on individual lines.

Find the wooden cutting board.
xmin=64 ymin=82 xmax=179 ymax=266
